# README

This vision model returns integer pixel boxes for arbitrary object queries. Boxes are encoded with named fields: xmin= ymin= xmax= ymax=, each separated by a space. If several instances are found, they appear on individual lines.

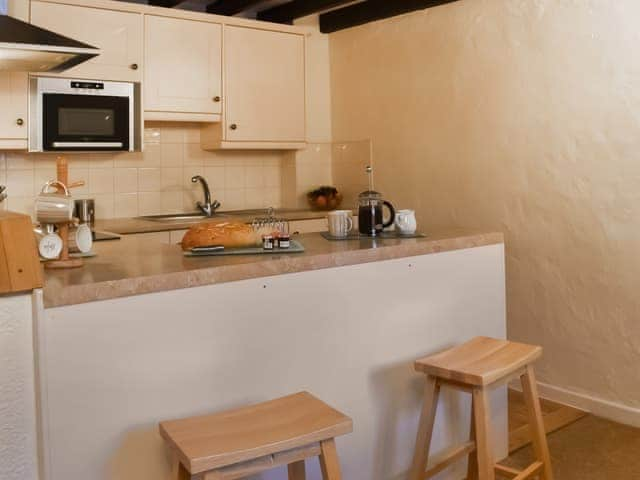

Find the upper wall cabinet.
xmin=202 ymin=26 xmax=306 ymax=150
xmin=30 ymin=1 xmax=143 ymax=82
xmin=144 ymin=16 xmax=222 ymax=122
xmin=0 ymin=73 xmax=28 ymax=150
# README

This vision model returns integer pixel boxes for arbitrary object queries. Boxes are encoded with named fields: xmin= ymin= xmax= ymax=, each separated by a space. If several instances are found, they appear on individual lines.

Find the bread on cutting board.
xmin=181 ymin=221 xmax=275 ymax=250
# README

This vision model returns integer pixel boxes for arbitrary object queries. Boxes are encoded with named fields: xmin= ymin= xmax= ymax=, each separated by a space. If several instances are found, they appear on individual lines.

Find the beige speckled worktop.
xmin=95 ymin=208 xmax=328 ymax=235
xmin=42 ymin=229 xmax=503 ymax=308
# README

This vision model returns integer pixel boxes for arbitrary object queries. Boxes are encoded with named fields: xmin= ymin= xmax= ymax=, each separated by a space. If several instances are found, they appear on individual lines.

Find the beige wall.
xmin=330 ymin=0 xmax=640 ymax=411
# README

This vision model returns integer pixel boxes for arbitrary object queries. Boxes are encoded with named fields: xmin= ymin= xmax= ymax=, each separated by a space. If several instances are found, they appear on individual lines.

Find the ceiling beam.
xmin=257 ymin=0 xmax=356 ymax=24
xmin=319 ymin=0 xmax=461 ymax=33
xmin=148 ymin=0 xmax=184 ymax=7
xmin=205 ymin=0 xmax=264 ymax=16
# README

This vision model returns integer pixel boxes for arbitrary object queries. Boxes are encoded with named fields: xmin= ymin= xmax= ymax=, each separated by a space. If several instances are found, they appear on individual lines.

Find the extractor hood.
xmin=0 ymin=12 xmax=99 ymax=73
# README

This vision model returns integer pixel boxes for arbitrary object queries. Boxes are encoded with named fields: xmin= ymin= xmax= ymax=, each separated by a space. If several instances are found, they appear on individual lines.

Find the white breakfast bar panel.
xmin=39 ymin=244 xmax=506 ymax=480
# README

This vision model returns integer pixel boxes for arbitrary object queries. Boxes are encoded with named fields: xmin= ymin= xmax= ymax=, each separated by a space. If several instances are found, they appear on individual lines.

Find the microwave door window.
xmin=59 ymin=108 xmax=116 ymax=137
xmin=43 ymin=93 xmax=130 ymax=151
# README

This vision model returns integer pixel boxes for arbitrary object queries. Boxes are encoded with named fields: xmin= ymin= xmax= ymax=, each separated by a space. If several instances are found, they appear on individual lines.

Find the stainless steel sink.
xmin=138 ymin=212 xmax=227 ymax=223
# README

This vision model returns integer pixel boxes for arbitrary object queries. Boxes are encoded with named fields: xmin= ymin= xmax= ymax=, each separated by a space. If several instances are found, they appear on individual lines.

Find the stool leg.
xmin=471 ymin=387 xmax=495 ymax=480
xmin=171 ymin=460 xmax=190 ymax=480
xmin=288 ymin=460 xmax=306 ymax=480
xmin=319 ymin=439 xmax=342 ymax=480
xmin=521 ymin=365 xmax=554 ymax=480
xmin=467 ymin=397 xmax=479 ymax=480
xmin=409 ymin=375 xmax=441 ymax=480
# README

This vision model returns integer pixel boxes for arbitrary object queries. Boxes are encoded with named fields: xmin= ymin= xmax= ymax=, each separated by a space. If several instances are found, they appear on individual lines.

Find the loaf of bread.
xmin=181 ymin=221 xmax=271 ymax=250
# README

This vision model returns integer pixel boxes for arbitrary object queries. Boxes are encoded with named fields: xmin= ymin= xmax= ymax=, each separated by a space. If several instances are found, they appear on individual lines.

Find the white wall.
xmin=0 ymin=292 xmax=39 ymax=480
xmin=39 ymin=245 xmax=506 ymax=480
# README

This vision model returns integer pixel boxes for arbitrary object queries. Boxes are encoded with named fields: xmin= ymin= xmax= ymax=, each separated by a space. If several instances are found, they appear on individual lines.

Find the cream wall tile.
xmin=161 ymin=143 xmax=183 ymax=167
xmin=161 ymin=191 xmax=183 ymax=212
xmin=89 ymin=169 xmax=114 ymax=194
xmin=30 ymin=154 xmax=57 ymax=169
xmin=6 ymin=153 xmax=33 ymax=169
xmin=203 ymin=166 xmax=225 ymax=190
xmin=264 ymin=188 xmax=282 ymax=208
xmin=141 ymin=144 xmax=162 ymax=167
xmin=245 ymin=165 xmax=264 ymax=188
xmin=7 ymin=170 xmax=33 ymax=196
xmin=93 ymin=194 xmax=114 ymax=219
xmin=138 ymin=192 xmax=162 ymax=215
xmin=0 ymin=153 xmax=6 ymax=170
xmin=0 ymin=170 xmax=5 ymax=186
xmin=113 ymin=151 xmax=144 ymax=168
xmin=67 ymin=156 xmax=90 ymax=169
xmin=264 ymin=165 xmax=281 ymax=188
xmin=161 ymin=167 xmax=183 ymax=191
xmin=202 ymin=151 xmax=225 ymax=167
xmin=88 ymin=154 xmax=114 ymax=169
xmin=138 ymin=168 xmax=161 ymax=192
xmin=183 ymin=143 xmax=206 ymax=166
xmin=224 ymin=189 xmax=245 ymax=210
xmin=225 ymin=164 xmax=245 ymax=189
xmin=6 ymin=196 xmax=34 ymax=218
xmin=114 ymin=193 xmax=138 ymax=217
xmin=244 ymin=188 xmax=264 ymax=208
xmin=184 ymin=124 xmax=201 ymax=144
xmin=68 ymin=168 xmax=90 ymax=195
xmin=160 ymin=125 xmax=185 ymax=143
xmin=114 ymin=168 xmax=138 ymax=193
xmin=33 ymin=167 xmax=57 ymax=195
xmin=182 ymin=190 xmax=198 ymax=210
xmin=144 ymin=127 xmax=161 ymax=144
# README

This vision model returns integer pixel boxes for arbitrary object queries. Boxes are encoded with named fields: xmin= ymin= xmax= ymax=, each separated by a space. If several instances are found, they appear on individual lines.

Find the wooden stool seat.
xmin=160 ymin=391 xmax=352 ymax=480
xmin=415 ymin=336 xmax=542 ymax=386
xmin=410 ymin=337 xmax=553 ymax=480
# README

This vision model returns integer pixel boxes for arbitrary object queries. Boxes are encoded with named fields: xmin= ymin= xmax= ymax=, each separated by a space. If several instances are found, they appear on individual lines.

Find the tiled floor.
xmin=504 ymin=390 xmax=640 ymax=479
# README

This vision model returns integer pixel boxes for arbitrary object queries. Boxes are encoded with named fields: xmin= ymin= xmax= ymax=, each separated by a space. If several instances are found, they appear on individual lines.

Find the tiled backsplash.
xmin=0 ymin=123 xmax=285 ymax=219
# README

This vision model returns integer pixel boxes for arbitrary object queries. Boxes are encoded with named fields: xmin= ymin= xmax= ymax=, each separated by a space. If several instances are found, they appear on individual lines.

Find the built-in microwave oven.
xmin=29 ymin=77 xmax=139 ymax=152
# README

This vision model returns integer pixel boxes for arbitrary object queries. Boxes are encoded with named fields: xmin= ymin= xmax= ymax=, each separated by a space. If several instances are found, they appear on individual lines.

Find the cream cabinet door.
xmin=224 ymin=26 xmax=305 ymax=143
xmin=145 ymin=16 xmax=222 ymax=117
xmin=0 ymin=73 xmax=28 ymax=148
xmin=30 ymin=1 xmax=143 ymax=82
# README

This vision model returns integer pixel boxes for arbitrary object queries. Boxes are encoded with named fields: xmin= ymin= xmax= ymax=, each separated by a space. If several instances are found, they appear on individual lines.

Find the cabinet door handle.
xmin=229 ymin=123 xmax=238 ymax=130
xmin=16 ymin=118 xmax=24 ymax=126
xmin=213 ymin=96 xmax=221 ymax=102
xmin=130 ymin=63 xmax=139 ymax=70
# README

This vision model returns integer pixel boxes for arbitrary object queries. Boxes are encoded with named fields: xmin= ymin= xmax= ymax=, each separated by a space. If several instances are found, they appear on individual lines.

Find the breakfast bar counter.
xmin=43 ymin=229 xmax=503 ymax=308
xmin=38 ymin=228 xmax=507 ymax=480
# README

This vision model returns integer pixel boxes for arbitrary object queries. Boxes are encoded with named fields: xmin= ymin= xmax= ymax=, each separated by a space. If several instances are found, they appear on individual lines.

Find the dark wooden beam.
xmin=319 ymin=0 xmax=461 ymax=33
xmin=257 ymin=0 xmax=356 ymax=24
xmin=205 ymin=0 xmax=263 ymax=16
xmin=148 ymin=0 xmax=184 ymax=8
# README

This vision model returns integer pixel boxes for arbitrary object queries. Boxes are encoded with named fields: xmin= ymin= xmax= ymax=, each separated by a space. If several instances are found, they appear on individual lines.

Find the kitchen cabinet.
xmin=30 ymin=1 xmax=143 ymax=82
xmin=144 ymin=16 xmax=222 ymax=122
xmin=0 ymin=73 xmax=28 ymax=150
xmin=202 ymin=26 xmax=306 ymax=150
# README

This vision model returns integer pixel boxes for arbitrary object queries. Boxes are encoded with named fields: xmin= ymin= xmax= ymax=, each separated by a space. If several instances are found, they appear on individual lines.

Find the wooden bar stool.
xmin=409 ymin=336 xmax=553 ymax=480
xmin=160 ymin=391 xmax=353 ymax=480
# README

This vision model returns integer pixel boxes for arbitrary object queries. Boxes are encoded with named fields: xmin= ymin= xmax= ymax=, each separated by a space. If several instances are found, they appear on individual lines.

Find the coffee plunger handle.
xmin=382 ymin=201 xmax=396 ymax=229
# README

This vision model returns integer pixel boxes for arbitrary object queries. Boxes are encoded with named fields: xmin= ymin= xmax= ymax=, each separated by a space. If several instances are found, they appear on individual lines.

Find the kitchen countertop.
xmin=95 ymin=208 xmax=329 ymax=235
xmin=42 ymin=229 xmax=504 ymax=308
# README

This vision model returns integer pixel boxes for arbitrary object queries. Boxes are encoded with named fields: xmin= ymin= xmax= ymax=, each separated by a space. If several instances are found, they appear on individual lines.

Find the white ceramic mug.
xmin=35 ymin=181 xmax=74 ymax=225
xmin=395 ymin=209 xmax=417 ymax=235
xmin=327 ymin=210 xmax=353 ymax=238
xmin=35 ymin=225 xmax=63 ymax=260
xmin=68 ymin=223 xmax=93 ymax=254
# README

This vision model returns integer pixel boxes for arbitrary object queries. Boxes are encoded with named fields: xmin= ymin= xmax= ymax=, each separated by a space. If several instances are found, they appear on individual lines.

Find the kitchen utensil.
xmin=327 ymin=210 xmax=353 ymax=238
xmin=184 ymin=239 xmax=305 ymax=257
xmin=395 ymin=209 xmax=417 ymax=235
xmin=251 ymin=208 xmax=289 ymax=236
xmin=68 ymin=223 xmax=93 ymax=254
xmin=357 ymin=166 xmax=396 ymax=236
xmin=36 ymin=224 xmax=63 ymax=259
xmin=35 ymin=180 xmax=74 ymax=224
xmin=74 ymin=198 xmax=95 ymax=227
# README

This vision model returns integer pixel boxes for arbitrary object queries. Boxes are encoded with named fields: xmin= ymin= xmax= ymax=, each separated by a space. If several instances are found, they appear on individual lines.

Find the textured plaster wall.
xmin=330 ymin=0 xmax=640 ymax=408
xmin=0 ymin=294 xmax=39 ymax=480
